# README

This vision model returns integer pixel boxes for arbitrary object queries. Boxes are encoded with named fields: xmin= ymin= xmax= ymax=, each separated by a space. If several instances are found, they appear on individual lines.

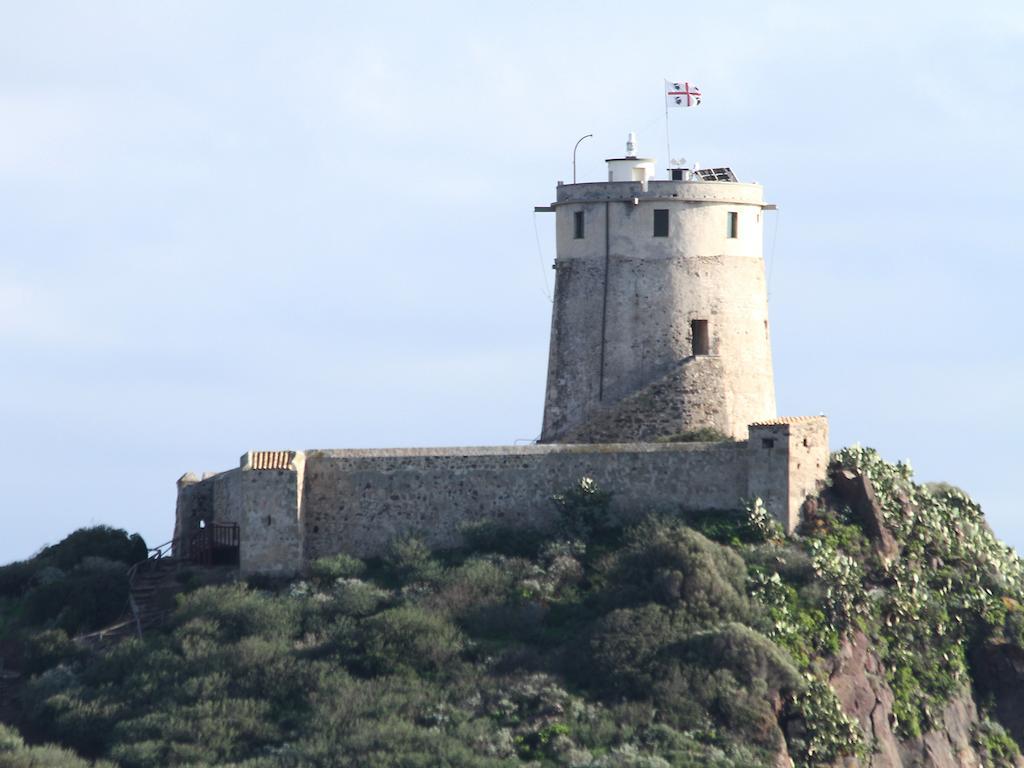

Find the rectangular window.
xmin=762 ymin=438 xmax=775 ymax=449
xmin=691 ymin=319 xmax=709 ymax=355
xmin=727 ymin=211 xmax=739 ymax=238
xmin=670 ymin=168 xmax=684 ymax=181
xmin=573 ymin=210 xmax=585 ymax=239
xmin=653 ymin=208 xmax=669 ymax=237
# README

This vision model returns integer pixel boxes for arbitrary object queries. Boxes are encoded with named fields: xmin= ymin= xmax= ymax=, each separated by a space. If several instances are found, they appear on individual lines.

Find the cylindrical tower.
xmin=539 ymin=139 xmax=777 ymax=443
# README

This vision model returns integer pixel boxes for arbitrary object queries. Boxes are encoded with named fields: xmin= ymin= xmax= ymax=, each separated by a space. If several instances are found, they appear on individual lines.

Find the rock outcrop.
xmin=819 ymin=630 xmax=1021 ymax=767
xmin=830 ymin=469 xmax=899 ymax=563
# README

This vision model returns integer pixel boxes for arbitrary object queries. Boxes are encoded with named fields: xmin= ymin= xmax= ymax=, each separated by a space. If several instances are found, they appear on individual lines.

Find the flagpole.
xmin=664 ymin=82 xmax=671 ymax=168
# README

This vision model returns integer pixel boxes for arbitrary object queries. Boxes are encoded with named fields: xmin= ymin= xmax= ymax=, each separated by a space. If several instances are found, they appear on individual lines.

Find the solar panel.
xmin=694 ymin=167 xmax=737 ymax=182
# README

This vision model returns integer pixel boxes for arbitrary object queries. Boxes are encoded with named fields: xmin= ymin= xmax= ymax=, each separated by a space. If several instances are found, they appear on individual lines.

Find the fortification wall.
xmin=174 ymin=417 xmax=828 ymax=575
xmin=301 ymin=442 xmax=749 ymax=561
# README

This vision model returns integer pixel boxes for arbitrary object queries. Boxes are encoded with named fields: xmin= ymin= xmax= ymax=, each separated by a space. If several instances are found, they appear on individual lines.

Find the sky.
xmin=1 ymin=1 xmax=1022 ymax=564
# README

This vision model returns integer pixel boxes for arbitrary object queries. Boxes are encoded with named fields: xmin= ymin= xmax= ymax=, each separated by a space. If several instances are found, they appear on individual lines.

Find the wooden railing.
xmin=188 ymin=523 xmax=240 ymax=566
xmin=125 ymin=523 xmax=240 ymax=637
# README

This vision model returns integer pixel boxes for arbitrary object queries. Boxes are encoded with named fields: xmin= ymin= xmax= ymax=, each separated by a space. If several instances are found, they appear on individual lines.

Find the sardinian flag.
xmin=666 ymin=80 xmax=701 ymax=107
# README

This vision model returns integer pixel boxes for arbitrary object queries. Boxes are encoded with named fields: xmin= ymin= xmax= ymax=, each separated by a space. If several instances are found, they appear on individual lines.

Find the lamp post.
xmin=572 ymin=134 xmax=593 ymax=184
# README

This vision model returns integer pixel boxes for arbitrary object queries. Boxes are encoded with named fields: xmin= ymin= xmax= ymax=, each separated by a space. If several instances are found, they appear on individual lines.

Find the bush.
xmin=786 ymin=675 xmax=865 ymax=765
xmin=309 ymin=553 xmax=366 ymax=582
xmin=552 ymin=477 xmax=613 ymax=538
xmin=360 ymin=606 xmax=465 ymax=676
xmin=588 ymin=604 xmax=680 ymax=695
xmin=0 ymin=723 xmax=113 ymax=768
xmin=0 ymin=560 xmax=38 ymax=599
xmin=23 ymin=629 xmax=84 ymax=675
xmin=172 ymin=584 xmax=299 ymax=643
xmin=0 ymin=527 xmax=145 ymax=604
xmin=37 ymin=526 xmax=147 ymax=571
xmin=331 ymin=578 xmax=389 ymax=617
xmin=670 ymin=623 xmax=799 ymax=693
xmin=432 ymin=556 xmax=517 ymax=619
xmin=975 ymin=717 xmax=1021 ymax=765
xmin=23 ymin=557 xmax=129 ymax=635
xmin=460 ymin=520 xmax=548 ymax=558
xmin=383 ymin=536 xmax=444 ymax=585
xmin=608 ymin=518 xmax=752 ymax=626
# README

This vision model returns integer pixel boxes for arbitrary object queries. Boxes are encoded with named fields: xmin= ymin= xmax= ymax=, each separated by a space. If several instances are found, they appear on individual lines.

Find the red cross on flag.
xmin=666 ymin=80 xmax=701 ymax=107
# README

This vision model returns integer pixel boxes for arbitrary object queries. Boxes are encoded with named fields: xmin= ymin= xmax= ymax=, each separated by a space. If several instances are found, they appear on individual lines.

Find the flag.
xmin=666 ymin=80 xmax=701 ymax=107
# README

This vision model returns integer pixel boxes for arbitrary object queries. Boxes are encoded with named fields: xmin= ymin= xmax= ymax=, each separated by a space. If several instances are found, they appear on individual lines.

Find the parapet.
xmin=552 ymin=179 xmax=768 ymax=207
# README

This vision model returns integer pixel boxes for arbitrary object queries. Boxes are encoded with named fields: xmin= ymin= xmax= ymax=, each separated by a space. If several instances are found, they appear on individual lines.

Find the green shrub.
xmin=0 ymin=722 xmax=113 ymax=768
xmin=975 ymin=717 xmax=1021 ymax=765
xmin=671 ymin=623 xmax=799 ymax=693
xmin=552 ymin=476 xmax=613 ymax=538
xmin=308 ymin=553 xmax=366 ymax=582
xmin=432 ymin=556 xmax=517 ymax=620
xmin=331 ymin=578 xmax=389 ymax=617
xmin=0 ymin=559 xmax=38 ymax=599
xmin=37 ymin=526 xmax=147 ymax=571
xmin=23 ymin=629 xmax=84 ymax=675
xmin=677 ymin=508 xmax=752 ymax=546
xmin=786 ymin=675 xmax=865 ymax=766
xmin=360 ymin=606 xmax=465 ymax=676
xmin=744 ymin=497 xmax=784 ymax=543
xmin=460 ymin=520 xmax=548 ymax=558
xmin=383 ymin=536 xmax=444 ymax=585
xmin=172 ymin=584 xmax=298 ymax=643
xmin=588 ymin=604 xmax=680 ymax=694
xmin=23 ymin=557 xmax=129 ymax=634
xmin=609 ymin=518 xmax=752 ymax=625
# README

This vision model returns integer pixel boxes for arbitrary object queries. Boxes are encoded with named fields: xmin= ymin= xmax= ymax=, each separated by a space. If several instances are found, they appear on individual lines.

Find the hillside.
xmin=2 ymin=447 xmax=1024 ymax=767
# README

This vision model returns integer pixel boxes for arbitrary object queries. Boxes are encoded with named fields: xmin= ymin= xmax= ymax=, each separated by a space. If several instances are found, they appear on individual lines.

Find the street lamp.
xmin=572 ymin=134 xmax=593 ymax=184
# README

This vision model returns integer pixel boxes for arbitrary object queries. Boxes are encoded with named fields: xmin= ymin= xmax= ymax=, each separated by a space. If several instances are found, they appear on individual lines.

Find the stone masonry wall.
xmin=747 ymin=417 xmax=830 ymax=532
xmin=175 ymin=419 xmax=828 ymax=574
xmin=300 ymin=442 xmax=749 ymax=561
xmin=559 ymin=356 xmax=732 ymax=443
xmin=237 ymin=451 xmax=306 ymax=576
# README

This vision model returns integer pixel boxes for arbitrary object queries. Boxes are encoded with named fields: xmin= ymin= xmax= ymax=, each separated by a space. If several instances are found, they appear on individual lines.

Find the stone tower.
xmin=539 ymin=135 xmax=777 ymax=443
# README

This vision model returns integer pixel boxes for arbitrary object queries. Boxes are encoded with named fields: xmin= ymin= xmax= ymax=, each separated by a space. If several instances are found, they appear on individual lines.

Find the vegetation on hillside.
xmin=1 ymin=451 xmax=1024 ymax=766
xmin=0 ymin=526 xmax=146 ymax=643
